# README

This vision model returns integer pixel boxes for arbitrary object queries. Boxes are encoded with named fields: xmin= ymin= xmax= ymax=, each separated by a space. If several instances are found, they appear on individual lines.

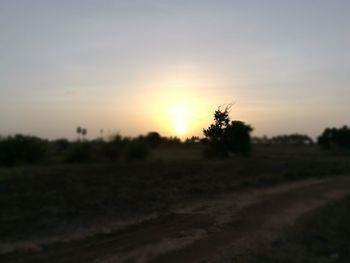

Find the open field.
xmin=0 ymin=145 xmax=350 ymax=262
xmin=3 ymin=1 xmax=350 ymax=262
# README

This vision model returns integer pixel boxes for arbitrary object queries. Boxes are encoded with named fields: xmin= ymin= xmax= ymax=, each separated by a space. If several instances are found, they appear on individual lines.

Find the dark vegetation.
xmin=0 ymin=107 xmax=349 ymax=246
xmin=203 ymin=105 xmax=253 ymax=157
xmin=318 ymin=126 xmax=350 ymax=150
xmin=252 ymin=134 xmax=314 ymax=145
xmin=245 ymin=194 xmax=350 ymax=263
xmin=0 ymin=106 xmax=348 ymax=166
xmin=0 ymin=132 xmax=181 ymax=166
xmin=0 ymin=135 xmax=47 ymax=166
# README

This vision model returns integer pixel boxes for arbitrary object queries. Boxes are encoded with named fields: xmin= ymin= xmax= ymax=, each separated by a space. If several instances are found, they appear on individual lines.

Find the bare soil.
xmin=1 ymin=175 xmax=350 ymax=263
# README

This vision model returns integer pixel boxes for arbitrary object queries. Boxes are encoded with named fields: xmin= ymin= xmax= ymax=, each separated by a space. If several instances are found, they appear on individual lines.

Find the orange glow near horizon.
xmin=145 ymin=80 xmax=211 ymax=138
xmin=158 ymin=100 xmax=197 ymax=137
xmin=140 ymin=70 xmax=239 ymax=139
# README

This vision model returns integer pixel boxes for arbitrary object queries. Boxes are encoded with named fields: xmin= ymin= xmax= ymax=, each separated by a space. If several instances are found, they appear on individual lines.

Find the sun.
xmin=170 ymin=104 xmax=190 ymax=136
xmin=148 ymin=86 xmax=210 ymax=137
xmin=175 ymin=121 xmax=187 ymax=135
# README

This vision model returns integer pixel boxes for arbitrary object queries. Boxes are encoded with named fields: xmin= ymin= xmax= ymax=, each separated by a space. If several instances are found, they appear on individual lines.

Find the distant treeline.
xmin=0 ymin=126 xmax=349 ymax=166
xmin=0 ymin=132 xmax=186 ymax=166
xmin=252 ymin=134 xmax=314 ymax=145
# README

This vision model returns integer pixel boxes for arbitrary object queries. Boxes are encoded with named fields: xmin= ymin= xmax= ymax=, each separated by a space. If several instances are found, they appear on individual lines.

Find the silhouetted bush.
xmin=125 ymin=140 xmax=151 ymax=160
xmin=102 ymin=134 xmax=125 ymax=160
xmin=203 ymin=105 xmax=253 ymax=157
xmin=51 ymin=138 xmax=70 ymax=154
xmin=145 ymin=132 xmax=162 ymax=147
xmin=0 ymin=135 xmax=47 ymax=166
xmin=225 ymin=121 xmax=253 ymax=156
xmin=65 ymin=142 xmax=92 ymax=163
xmin=318 ymin=126 xmax=350 ymax=150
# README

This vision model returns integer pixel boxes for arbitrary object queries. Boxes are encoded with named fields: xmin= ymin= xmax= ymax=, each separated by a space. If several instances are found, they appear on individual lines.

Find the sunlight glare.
xmin=170 ymin=104 xmax=191 ymax=136
xmin=145 ymin=75 xmax=216 ymax=138
xmin=175 ymin=122 xmax=187 ymax=135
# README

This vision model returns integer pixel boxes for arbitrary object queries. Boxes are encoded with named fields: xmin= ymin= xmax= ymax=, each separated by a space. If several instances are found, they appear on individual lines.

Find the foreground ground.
xmin=246 ymin=193 xmax=350 ymax=263
xmin=1 ymin=146 xmax=350 ymax=262
xmin=1 ymin=175 xmax=350 ymax=262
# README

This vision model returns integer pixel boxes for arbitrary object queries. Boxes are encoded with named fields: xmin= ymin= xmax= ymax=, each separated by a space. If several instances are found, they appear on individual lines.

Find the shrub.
xmin=0 ymin=135 xmax=47 ymax=166
xmin=65 ymin=142 xmax=92 ymax=163
xmin=51 ymin=138 xmax=70 ymax=154
xmin=125 ymin=140 xmax=151 ymax=160
xmin=102 ymin=134 xmax=125 ymax=160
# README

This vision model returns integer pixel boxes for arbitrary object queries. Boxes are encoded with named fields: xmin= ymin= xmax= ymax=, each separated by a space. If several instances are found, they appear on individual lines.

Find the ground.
xmin=0 ymin=146 xmax=350 ymax=262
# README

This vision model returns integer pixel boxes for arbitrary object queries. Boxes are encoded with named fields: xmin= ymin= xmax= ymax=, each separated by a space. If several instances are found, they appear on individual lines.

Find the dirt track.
xmin=2 ymin=175 xmax=350 ymax=263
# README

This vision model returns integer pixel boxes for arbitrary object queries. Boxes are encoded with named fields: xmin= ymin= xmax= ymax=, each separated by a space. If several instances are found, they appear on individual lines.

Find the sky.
xmin=1 ymin=0 xmax=349 ymax=139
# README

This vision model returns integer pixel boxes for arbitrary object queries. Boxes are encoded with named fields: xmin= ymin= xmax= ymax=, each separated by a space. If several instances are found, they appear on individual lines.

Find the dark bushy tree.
xmin=226 ymin=121 xmax=253 ymax=155
xmin=0 ymin=135 xmax=47 ymax=166
xmin=203 ymin=105 xmax=253 ymax=157
xmin=318 ymin=126 xmax=350 ymax=150
xmin=145 ymin=132 xmax=162 ymax=147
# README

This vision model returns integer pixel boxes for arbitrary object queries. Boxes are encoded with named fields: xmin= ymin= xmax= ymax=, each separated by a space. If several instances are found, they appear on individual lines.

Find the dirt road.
xmin=2 ymin=175 xmax=350 ymax=263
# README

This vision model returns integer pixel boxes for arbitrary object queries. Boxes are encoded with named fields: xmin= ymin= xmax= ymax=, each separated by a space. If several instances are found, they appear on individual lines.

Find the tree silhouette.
xmin=81 ymin=128 xmax=87 ymax=139
xmin=203 ymin=105 xmax=231 ymax=143
xmin=225 ymin=121 xmax=253 ymax=156
xmin=203 ymin=105 xmax=253 ymax=157
xmin=318 ymin=126 xmax=350 ymax=150
xmin=145 ymin=132 xmax=162 ymax=147
xmin=76 ymin=126 xmax=82 ymax=140
xmin=76 ymin=126 xmax=87 ymax=141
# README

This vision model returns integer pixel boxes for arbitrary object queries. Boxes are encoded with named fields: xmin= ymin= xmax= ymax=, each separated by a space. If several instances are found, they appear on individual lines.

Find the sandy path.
xmin=2 ymin=175 xmax=350 ymax=263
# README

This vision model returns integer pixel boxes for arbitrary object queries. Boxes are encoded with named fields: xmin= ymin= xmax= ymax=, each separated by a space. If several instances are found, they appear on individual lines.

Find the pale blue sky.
xmin=1 ymin=0 xmax=349 ymax=139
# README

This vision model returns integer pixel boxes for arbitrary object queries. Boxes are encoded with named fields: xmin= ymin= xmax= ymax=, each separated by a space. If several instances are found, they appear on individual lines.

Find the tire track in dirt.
xmin=152 ymin=178 xmax=350 ymax=263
